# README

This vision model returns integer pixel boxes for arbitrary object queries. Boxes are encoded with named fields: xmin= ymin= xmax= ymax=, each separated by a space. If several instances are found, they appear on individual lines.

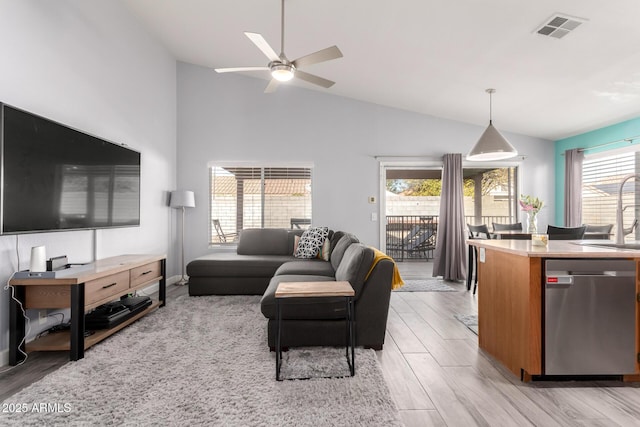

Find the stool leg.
xmin=473 ymin=247 xmax=479 ymax=295
xmin=276 ymin=300 xmax=282 ymax=381
xmin=347 ymin=297 xmax=356 ymax=376
xmin=467 ymin=245 xmax=474 ymax=291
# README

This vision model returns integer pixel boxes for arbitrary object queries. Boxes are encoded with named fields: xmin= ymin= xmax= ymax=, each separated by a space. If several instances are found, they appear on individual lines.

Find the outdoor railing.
xmin=386 ymin=215 xmax=437 ymax=261
xmin=386 ymin=215 xmax=514 ymax=262
xmin=465 ymin=215 xmax=514 ymax=227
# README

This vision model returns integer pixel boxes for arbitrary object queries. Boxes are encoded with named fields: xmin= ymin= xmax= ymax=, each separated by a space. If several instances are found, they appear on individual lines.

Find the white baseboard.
xmin=0 ymin=348 xmax=8 ymax=368
xmin=167 ymin=275 xmax=183 ymax=286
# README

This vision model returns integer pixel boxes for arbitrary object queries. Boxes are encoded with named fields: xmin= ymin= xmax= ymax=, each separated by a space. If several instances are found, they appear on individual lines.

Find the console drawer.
xmin=85 ymin=271 xmax=130 ymax=305
xmin=130 ymin=261 xmax=162 ymax=288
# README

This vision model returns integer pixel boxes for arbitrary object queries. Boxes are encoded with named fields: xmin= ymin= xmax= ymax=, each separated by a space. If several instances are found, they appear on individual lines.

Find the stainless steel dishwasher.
xmin=544 ymin=259 xmax=636 ymax=375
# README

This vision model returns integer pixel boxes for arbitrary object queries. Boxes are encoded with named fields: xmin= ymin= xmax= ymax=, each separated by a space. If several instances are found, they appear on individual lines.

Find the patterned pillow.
xmin=295 ymin=234 xmax=330 ymax=260
xmin=294 ymin=226 xmax=329 ymax=259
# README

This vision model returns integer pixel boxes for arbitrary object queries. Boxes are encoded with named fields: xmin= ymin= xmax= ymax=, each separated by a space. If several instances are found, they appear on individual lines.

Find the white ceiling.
xmin=121 ymin=0 xmax=640 ymax=141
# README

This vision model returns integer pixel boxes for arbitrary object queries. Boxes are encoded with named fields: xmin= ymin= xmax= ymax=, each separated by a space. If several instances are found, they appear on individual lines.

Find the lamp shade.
xmin=466 ymin=122 xmax=518 ymax=161
xmin=170 ymin=190 xmax=196 ymax=208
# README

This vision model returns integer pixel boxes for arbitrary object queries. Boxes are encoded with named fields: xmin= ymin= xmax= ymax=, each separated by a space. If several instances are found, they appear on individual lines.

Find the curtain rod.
xmin=564 ymin=135 xmax=640 ymax=155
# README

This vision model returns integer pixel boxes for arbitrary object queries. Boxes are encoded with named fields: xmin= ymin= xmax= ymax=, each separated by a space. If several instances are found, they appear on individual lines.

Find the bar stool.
xmin=467 ymin=224 xmax=491 ymax=294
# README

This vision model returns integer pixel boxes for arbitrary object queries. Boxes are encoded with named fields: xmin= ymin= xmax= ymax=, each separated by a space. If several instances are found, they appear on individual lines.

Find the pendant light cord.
xmin=487 ymin=88 xmax=495 ymax=125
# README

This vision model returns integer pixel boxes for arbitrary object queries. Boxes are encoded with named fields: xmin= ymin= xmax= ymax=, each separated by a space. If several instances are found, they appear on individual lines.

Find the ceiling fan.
xmin=214 ymin=0 xmax=343 ymax=93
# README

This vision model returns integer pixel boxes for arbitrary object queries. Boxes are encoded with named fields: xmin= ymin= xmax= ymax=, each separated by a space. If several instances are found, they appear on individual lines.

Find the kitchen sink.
xmin=576 ymin=241 xmax=640 ymax=250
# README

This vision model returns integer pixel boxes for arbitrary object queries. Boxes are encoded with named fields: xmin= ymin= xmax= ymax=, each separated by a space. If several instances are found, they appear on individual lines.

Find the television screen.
xmin=1 ymin=104 xmax=141 ymax=234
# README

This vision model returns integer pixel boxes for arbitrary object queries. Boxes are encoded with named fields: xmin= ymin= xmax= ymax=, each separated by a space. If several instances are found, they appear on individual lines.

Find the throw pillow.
xmin=294 ymin=226 xmax=329 ymax=259
xmin=316 ymin=237 xmax=331 ymax=261
xmin=293 ymin=235 xmax=301 ymax=255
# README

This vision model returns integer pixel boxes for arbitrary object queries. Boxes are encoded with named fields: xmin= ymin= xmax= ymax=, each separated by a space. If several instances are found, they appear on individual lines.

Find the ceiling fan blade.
xmin=292 ymin=46 xmax=343 ymax=69
xmin=214 ymin=66 xmax=269 ymax=73
xmin=264 ymin=79 xmax=280 ymax=93
xmin=244 ymin=32 xmax=280 ymax=62
xmin=294 ymin=70 xmax=335 ymax=88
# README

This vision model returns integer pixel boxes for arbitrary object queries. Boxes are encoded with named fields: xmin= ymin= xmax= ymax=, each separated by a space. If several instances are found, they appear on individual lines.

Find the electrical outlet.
xmin=39 ymin=310 xmax=47 ymax=325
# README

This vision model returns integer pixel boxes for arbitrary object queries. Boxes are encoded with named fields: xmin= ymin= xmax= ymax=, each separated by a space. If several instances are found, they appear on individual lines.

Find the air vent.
xmin=535 ymin=14 xmax=586 ymax=39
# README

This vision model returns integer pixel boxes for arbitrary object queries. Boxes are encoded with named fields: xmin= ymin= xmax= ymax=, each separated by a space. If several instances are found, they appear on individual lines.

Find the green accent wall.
xmin=554 ymin=117 xmax=640 ymax=225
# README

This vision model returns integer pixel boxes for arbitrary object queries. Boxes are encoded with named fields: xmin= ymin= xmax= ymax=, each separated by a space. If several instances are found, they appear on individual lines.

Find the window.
xmin=464 ymin=166 xmax=518 ymax=226
xmin=582 ymin=149 xmax=640 ymax=239
xmin=209 ymin=165 xmax=312 ymax=244
xmin=383 ymin=165 xmax=518 ymax=261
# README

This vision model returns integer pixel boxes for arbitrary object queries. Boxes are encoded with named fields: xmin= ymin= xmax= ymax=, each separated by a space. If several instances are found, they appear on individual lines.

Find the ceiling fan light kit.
xmin=214 ymin=0 xmax=343 ymax=93
xmin=467 ymin=89 xmax=518 ymax=161
xmin=270 ymin=62 xmax=295 ymax=81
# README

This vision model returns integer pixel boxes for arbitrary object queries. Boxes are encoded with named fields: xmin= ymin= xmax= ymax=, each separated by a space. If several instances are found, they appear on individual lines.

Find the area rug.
xmin=393 ymin=278 xmax=458 ymax=292
xmin=454 ymin=313 xmax=478 ymax=335
xmin=1 ymin=296 xmax=402 ymax=426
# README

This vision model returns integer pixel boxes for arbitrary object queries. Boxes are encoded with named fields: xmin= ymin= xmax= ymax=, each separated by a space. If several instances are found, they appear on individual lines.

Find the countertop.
xmin=467 ymin=239 xmax=640 ymax=258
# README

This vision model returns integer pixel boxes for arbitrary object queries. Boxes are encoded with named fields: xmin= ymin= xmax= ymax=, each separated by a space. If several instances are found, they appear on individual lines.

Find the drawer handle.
xmin=102 ymin=282 xmax=118 ymax=289
xmin=141 ymin=270 xmax=153 ymax=276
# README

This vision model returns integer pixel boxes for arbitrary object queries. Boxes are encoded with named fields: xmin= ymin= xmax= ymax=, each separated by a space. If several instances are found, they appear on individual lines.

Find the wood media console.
xmin=9 ymin=254 xmax=166 ymax=365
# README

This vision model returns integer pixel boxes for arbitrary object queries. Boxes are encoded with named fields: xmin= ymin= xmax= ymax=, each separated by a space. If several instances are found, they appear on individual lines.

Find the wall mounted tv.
xmin=0 ymin=103 xmax=141 ymax=234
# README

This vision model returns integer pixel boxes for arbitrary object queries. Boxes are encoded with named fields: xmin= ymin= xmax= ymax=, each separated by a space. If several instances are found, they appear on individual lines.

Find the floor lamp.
xmin=170 ymin=190 xmax=196 ymax=285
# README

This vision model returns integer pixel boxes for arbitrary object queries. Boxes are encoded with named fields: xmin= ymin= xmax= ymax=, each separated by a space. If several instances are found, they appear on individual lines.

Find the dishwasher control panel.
xmin=545 ymin=275 xmax=573 ymax=285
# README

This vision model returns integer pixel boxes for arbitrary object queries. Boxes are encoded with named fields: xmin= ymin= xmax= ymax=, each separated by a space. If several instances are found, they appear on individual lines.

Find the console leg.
xmin=70 ymin=284 xmax=85 ymax=361
xmin=159 ymin=258 xmax=167 ymax=307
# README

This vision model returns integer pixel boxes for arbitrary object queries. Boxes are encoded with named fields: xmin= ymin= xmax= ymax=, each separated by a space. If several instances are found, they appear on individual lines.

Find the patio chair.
xmin=403 ymin=227 xmax=437 ymax=260
xmin=212 ymin=219 xmax=238 ymax=243
xmin=386 ymin=225 xmax=421 ymax=259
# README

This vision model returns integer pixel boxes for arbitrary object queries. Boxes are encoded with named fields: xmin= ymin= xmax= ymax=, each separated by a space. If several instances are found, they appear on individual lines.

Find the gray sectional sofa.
xmin=186 ymin=228 xmax=395 ymax=350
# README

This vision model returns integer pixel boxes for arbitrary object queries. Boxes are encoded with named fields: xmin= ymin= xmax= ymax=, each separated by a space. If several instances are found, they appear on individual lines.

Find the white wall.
xmin=0 ymin=1 xmax=177 ymax=364
xmin=177 ymin=61 xmax=555 ymax=261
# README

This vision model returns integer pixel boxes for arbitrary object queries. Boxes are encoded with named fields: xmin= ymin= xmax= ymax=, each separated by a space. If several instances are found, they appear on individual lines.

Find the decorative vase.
xmin=527 ymin=212 xmax=538 ymax=234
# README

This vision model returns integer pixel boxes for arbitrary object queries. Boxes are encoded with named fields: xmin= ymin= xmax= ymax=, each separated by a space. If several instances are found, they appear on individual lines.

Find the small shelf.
xmin=26 ymin=301 xmax=160 ymax=353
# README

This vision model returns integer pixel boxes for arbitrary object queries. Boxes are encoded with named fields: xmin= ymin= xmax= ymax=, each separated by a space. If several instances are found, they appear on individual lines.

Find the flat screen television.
xmin=0 ymin=103 xmax=141 ymax=234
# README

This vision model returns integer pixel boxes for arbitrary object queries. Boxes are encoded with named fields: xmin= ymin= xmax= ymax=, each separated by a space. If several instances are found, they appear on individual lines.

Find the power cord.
xmin=0 ymin=277 xmax=30 ymax=373
xmin=0 ymin=235 xmax=30 ymax=374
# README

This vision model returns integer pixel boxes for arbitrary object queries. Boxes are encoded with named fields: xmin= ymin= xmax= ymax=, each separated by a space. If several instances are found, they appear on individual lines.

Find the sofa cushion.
xmin=260 ymin=274 xmax=343 ymax=319
xmin=274 ymin=260 xmax=335 ymax=277
xmin=294 ymin=226 xmax=329 ymax=258
xmin=330 ymin=233 xmax=360 ymax=270
xmin=187 ymin=252 xmax=295 ymax=278
xmin=237 ymin=228 xmax=291 ymax=255
xmin=334 ymin=243 xmax=374 ymax=296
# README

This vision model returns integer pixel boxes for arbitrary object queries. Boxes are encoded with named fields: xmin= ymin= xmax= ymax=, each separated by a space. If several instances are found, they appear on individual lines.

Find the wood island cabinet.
xmin=468 ymin=240 xmax=640 ymax=382
xmin=9 ymin=254 xmax=166 ymax=365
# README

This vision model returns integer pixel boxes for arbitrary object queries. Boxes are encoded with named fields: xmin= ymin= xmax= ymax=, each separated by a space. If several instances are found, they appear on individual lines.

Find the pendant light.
xmin=467 ymin=89 xmax=518 ymax=161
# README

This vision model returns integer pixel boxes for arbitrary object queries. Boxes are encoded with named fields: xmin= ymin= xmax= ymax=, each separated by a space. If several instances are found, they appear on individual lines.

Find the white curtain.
xmin=564 ymin=148 xmax=584 ymax=227
xmin=432 ymin=153 xmax=467 ymax=280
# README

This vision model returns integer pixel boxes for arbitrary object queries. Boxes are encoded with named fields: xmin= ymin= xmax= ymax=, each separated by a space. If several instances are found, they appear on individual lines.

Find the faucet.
xmin=616 ymin=174 xmax=640 ymax=244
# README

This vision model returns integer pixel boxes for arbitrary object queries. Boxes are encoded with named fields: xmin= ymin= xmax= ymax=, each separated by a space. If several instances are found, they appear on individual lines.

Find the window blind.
xmin=582 ymin=151 xmax=640 ymax=236
xmin=209 ymin=165 xmax=312 ymax=244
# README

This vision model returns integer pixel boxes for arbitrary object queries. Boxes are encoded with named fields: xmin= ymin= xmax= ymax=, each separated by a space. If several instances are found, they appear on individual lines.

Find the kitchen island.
xmin=468 ymin=239 xmax=640 ymax=382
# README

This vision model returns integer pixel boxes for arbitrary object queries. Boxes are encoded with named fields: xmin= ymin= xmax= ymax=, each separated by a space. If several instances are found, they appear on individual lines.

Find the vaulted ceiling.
xmin=122 ymin=0 xmax=640 ymax=141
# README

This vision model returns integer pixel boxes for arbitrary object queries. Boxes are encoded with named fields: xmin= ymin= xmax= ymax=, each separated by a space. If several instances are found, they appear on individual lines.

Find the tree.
xmin=387 ymin=179 xmax=475 ymax=196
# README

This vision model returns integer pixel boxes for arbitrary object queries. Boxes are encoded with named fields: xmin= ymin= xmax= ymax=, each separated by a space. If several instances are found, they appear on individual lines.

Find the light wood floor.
xmin=2 ymin=264 xmax=640 ymax=427
xmin=386 ymin=261 xmax=640 ymax=427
